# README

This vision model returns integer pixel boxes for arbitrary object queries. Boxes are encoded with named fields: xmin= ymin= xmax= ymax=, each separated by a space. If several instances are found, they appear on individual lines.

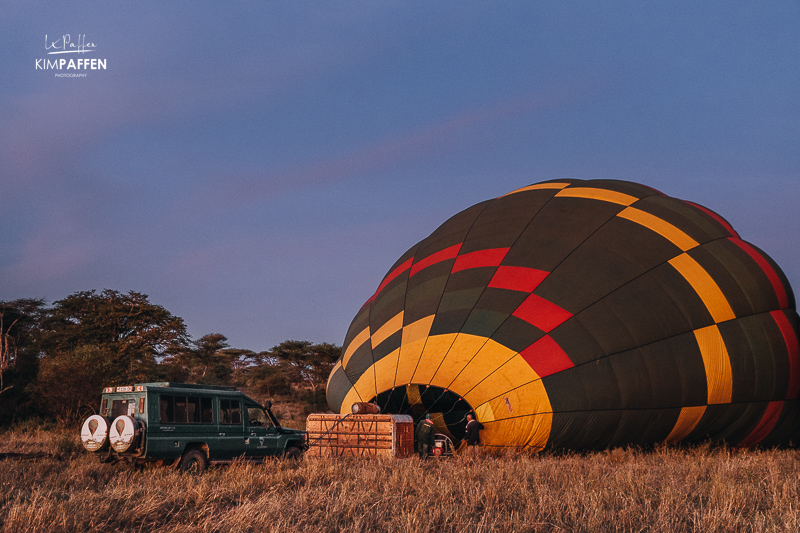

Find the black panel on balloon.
xmin=504 ymin=198 xmax=622 ymax=273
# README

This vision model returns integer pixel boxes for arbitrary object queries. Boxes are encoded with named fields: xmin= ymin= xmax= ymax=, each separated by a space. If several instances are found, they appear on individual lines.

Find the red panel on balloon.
xmin=737 ymin=400 xmax=783 ymax=448
xmin=451 ymin=248 xmax=510 ymax=273
xmin=520 ymin=335 xmax=574 ymax=377
xmin=731 ymin=238 xmax=789 ymax=309
xmin=410 ymin=244 xmax=462 ymax=277
xmin=513 ymin=293 xmax=572 ymax=332
xmin=488 ymin=266 xmax=548 ymax=293
xmin=771 ymin=310 xmax=800 ymax=400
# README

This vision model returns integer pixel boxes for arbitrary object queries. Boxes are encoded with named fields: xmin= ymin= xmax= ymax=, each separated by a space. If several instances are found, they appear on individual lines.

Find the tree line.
xmin=0 ymin=290 xmax=340 ymax=424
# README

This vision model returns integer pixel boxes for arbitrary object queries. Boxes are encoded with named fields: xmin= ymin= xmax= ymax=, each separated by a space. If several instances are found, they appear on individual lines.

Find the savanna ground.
xmin=1 ymin=423 xmax=800 ymax=533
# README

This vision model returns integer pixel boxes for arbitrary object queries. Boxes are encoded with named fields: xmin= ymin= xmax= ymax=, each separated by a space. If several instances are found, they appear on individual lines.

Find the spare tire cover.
xmin=80 ymin=415 xmax=109 ymax=452
xmin=109 ymin=415 xmax=139 ymax=453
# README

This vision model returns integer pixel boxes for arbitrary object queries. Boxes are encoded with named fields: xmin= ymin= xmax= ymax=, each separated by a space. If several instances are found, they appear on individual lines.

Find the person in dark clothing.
xmin=465 ymin=413 xmax=484 ymax=446
xmin=415 ymin=413 xmax=436 ymax=459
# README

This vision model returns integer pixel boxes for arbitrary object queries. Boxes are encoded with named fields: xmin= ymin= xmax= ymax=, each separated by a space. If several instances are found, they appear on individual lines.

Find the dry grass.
xmin=269 ymin=402 xmax=309 ymax=430
xmin=0 ymin=422 xmax=79 ymax=457
xmin=1 ymin=428 xmax=799 ymax=532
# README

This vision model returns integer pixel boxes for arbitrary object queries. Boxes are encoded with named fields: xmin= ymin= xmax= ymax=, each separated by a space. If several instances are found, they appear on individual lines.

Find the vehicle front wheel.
xmin=284 ymin=446 xmax=302 ymax=460
xmin=180 ymin=449 xmax=208 ymax=473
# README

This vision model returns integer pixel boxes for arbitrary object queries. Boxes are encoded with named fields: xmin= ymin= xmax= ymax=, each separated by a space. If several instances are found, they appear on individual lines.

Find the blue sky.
xmin=2 ymin=2 xmax=798 ymax=351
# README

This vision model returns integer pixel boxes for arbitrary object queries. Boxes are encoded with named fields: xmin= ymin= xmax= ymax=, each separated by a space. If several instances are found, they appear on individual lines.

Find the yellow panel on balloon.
xmin=406 ymin=383 xmax=423 ymax=407
xmin=429 ymin=333 xmax=489 ymax=389
xmin=370 ymin=311 xmax=404 ymax=349
xmin=326 ymin=360 xmax=343 ymax=390
xmin=669 ymin=253 xmax=735 ymax=323
xmin=694 ymin=325 xmax=733 ymax=405
xmin=463 ymin=354 xmax=541 ymax=407
xmin=394 ymin=338 xmax=425 ymax=387
xmin=373 ymin=348 xmax=400 ymax=396
xmin=430 ymin=412 xmax=455 ymax=440
xmin=342 ymin=326 xmax=370 ymax=368
xmin=480 ymin=414 xmax=552 ymax=450
xmin=665 ymin=405 xmax=706 ymax=443
xmin=502 ymin=182 xmax=570 ymax=197
xmin=555 ymin=187 xmax=638 ymax=206
xmin=618 ymin=207 xmax=699 ymax=252
xmin=448 ymin=339 xmax=518 ymax=398
xmin=481 ymin=380 xmax=551 ymax=421
xmin=340 ymin=386 xmax=363 ymax=414
xmin=475 ymin=401 xmax=495 ymax=422
xmin=352 ymin=368 xmax=377 ymax=405
xmin=394 ymin=316 xmax=435 ymax=386
xmin=411 ymin=333 xmax=457 ymax=384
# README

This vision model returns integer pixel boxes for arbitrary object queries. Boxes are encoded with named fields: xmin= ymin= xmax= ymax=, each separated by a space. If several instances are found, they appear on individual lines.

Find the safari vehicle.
xmin=80 ymin=383 xmax=306 ymax=472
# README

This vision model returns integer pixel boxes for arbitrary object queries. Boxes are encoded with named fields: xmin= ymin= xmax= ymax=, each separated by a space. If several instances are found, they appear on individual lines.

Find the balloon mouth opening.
xmin=371 ymin=384 xmax=475 ymax=442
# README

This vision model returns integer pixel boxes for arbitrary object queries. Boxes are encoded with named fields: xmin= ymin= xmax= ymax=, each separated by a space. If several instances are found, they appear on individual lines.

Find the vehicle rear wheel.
xmin=109 ymin=415 xmax=140 ymax=453
xmin=80 ymin=415 xmax=110 ymax=452
xmin=284 ymin=446 xmax=302 ymax=460
xmin=180 ymin=449 xmax=208 ymax=473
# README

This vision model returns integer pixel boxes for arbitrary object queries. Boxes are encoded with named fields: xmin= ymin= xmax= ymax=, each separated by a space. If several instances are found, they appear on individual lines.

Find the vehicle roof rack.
xmin=135 ymin=382 xmax=238 ymax=391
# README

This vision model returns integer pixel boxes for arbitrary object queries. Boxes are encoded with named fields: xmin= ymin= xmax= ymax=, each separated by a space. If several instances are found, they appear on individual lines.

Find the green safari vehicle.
xmin=79 ymin=382 xmax=307 ymax=472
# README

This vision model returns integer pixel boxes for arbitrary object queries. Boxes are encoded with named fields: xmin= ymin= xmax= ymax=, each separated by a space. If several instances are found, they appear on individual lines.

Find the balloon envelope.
xmin=327 ymin=179 xmax=800 ymax=450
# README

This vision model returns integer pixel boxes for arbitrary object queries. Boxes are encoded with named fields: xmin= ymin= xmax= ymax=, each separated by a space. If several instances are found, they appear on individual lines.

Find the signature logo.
xmin=45 ymin=34 xmax=96 ymax=54
xmin=36 ymin=34 xmax=107 ymax=76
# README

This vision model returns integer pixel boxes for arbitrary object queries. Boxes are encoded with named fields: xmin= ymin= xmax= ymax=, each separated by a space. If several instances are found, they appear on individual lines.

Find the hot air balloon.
xmin=326 ymin=179 xmax=800 ymax=451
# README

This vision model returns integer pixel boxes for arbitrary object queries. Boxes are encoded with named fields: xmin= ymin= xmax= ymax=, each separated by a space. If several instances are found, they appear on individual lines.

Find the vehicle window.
xmin=111 ymin=399 xmax=133 ymax=418
xmin=160 ymin=394 xmax=215 ymax=424
xmin=187 ymin=397 xmax=199 ymax=423
xmin=160 ymin=395 xmax=174 ymax=423
xmin=247 ymin=407 xmax=271 ymax=427
xmin=200 ymin=397 xmax=213 ymax=423
xmin=175 ymin=396 xmax=188 ymax=423
xmin=220 ymin=399 xmax=241 ymax=425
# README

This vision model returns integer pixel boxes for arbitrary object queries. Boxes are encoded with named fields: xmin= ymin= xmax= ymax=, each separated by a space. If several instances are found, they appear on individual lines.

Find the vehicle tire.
xmin=284 ymin=446 xmax=302 ymax=460
xmin=109 ymin=415 xmax=140 ymax=453
xmin=180 ymin=449 xmax=208 ymax=474
xmin=80 ymin=415 xmax=110 ymax=452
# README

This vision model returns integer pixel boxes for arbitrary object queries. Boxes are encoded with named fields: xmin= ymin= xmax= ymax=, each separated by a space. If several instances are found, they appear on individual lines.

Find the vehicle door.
xmin=217 ymin=397 xmax=247 ymax=459
xmin=244 ymin=404 xmax=281 ymax=458
xmin=151 ymin=393 xmax=217 ymax=461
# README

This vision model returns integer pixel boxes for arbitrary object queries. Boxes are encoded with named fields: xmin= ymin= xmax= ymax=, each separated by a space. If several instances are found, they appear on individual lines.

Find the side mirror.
xmin=263 ymin=400 xmax=272 ymax=410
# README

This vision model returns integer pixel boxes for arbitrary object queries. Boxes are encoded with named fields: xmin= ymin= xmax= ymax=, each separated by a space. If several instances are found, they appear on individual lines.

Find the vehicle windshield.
xmin=247 ymin=406 xmax=271 ymax=427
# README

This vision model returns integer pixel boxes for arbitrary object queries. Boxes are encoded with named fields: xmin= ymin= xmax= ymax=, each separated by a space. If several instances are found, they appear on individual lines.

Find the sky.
xmin=1 ymin=1 xmax=798 ymax=352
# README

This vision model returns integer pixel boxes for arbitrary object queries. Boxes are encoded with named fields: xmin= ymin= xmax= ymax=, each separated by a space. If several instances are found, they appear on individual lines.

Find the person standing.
xmin=415 ymin=413 xmax=436 ymax=459
xmin=465 ymin=413 xmax=484 ymax=446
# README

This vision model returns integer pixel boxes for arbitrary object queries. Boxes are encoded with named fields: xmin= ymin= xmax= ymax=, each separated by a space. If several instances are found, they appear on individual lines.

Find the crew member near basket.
xmin=415 ymin=413 xmax=436 ymax=459
xmin=465 ymin=413 xmax=484 ymax=446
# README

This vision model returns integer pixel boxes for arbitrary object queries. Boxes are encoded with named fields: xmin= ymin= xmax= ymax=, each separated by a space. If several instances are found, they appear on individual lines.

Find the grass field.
xmin=1 ymin=427 xmax=799 ymax=532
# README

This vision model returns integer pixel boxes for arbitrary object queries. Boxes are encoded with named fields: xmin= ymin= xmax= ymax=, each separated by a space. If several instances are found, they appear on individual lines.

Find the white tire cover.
xmin=109 ymin=415 xmax=138 ymax=453
xmin=80 ymin=415 xmax=109 ymax=452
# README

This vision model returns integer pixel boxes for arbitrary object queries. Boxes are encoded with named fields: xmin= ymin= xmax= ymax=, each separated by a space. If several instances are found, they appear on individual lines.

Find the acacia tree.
xmin=223 ymin=346 xmax=260 ymax=388
xmin=39 ymin=289 xmax=189 ymax=383
xmin=0 ymin=299 xmax=44 ymax=396
xmin=160 ymin=333 xmax=259 ymax=386
xmin=188 ymin=333 xmax=231 ymax=384
xmin=34 ymin=290 xmax=189 ymax=420
xmin=246 ymin=357 xmax=291 ymax=398
xmin=265 ymin=340 xmax=340 ymax=410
